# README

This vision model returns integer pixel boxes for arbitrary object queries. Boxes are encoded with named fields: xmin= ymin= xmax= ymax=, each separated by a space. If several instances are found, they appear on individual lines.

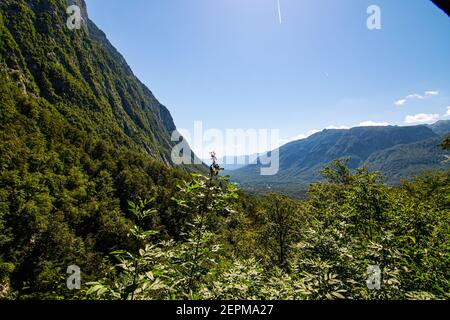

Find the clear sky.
xmin=85 ymin=0 xmax=450 ymax=157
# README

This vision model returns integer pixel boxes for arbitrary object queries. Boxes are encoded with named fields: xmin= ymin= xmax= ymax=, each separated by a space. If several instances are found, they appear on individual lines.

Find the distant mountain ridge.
xmin=229 ymin=121 xmax=450 ymax=194
xmin=427 ymin=120 xmax=450 ymax=136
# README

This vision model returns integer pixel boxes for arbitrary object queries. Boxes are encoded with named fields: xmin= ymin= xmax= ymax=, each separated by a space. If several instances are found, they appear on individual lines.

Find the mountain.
xmin=229 ymin=123 xmax=450 ymax=194
xmin=427 ymin=120 xmax=450 ymax=136
xmin=0 ymin=0 xmax=199 ymax=166
xmin=0 ymin=0 xmax=204 ymax=296
xmin=367 ymin=136 xmax=449 ymax=183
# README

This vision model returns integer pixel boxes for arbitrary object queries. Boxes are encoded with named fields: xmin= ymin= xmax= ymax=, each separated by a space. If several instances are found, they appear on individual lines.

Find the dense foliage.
xmin=0 ymin=64 xmax=194 ymax=298
xmin=79 ymin=163 xmax=449 ymax=300
xmin=0 ymin=0 xmax=201 ymax=299
xmin=0 ymin=0 xmax=448 ymax=301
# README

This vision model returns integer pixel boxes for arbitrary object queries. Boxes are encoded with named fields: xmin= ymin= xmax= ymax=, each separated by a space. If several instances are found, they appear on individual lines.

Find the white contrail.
xmin=277 ymin=0 xmax=282 ymax=24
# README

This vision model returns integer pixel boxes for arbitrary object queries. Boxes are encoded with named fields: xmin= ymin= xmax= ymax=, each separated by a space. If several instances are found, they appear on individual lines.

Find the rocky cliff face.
xmin=0 ymin=0 xmax=193 ymax=165
xmin=0 ymin=0 xmax=206 ymax=297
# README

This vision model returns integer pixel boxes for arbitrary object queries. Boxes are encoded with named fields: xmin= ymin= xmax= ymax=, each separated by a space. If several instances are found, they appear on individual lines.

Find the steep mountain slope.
xmin=427 ymin=120 xmax=450 ymax=136
xmin=0 ymin=0 xmax=195 ymax=164
xmin=367 ymin=136 xmax=449 ymax=183
xmin=0 ymin=0 xmax=202 ymax=297
xmin=229 ymin=124 xmax=448 ymax=192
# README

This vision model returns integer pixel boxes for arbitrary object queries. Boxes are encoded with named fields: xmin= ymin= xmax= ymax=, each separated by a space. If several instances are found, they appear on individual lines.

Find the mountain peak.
xmin=427 ymin=120 xmax=450 ymax=136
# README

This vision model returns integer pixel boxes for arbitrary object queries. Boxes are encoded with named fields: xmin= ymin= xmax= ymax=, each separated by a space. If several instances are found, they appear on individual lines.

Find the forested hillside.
xmin=230 ymin=124 xmax=450 ymax=195
xmin=85 ymin=163 xmax=450 ymax=300
xmin=0 ymin=0 xmax=201 ymax=298
xmin=367 ymin=136 xmax=449 ymax=183
xmin=0 ymin=0 xmax=449 ymax=300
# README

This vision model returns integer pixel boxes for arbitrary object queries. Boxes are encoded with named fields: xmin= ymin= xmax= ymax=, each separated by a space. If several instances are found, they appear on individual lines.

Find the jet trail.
xmin=277 ymin=0 xmax=282 ymax=24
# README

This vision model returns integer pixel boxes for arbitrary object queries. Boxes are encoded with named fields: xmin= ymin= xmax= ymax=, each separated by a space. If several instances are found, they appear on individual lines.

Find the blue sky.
xmin=86 ymin=0 xmax=450 ymax=156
